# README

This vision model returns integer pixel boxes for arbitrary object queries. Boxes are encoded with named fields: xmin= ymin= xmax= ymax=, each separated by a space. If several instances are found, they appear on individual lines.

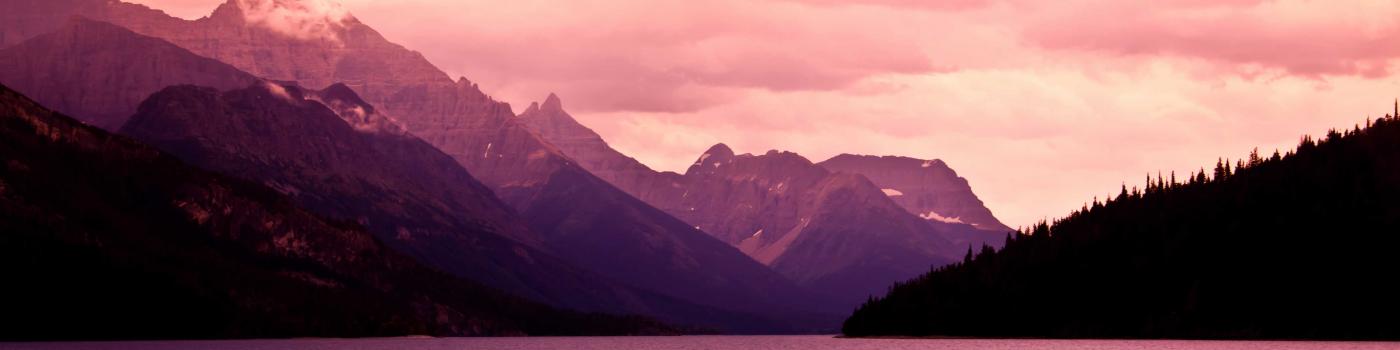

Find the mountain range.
xmin=0 ymin=0 xmax=1012 ymax=335
xmin=518 ymin=93 xmax=1007 ymax=304
xmin=0 ymin=82 xmax=670 ymax=340
xmin=0 ymin=17 xmax=823 ymax=332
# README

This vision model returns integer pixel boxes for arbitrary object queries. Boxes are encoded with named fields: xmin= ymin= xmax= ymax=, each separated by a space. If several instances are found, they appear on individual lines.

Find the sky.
xmin=132 ymin=0 xmax=1400 ymax=228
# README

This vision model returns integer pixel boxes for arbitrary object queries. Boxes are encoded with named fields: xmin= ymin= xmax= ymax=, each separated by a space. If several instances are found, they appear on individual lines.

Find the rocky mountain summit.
xmin=819 ymin=154 xmax=1010 ymax=232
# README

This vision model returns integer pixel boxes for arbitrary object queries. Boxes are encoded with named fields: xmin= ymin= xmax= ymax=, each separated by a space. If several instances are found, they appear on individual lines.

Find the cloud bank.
xmin=130 ymin=0 xmax=1400 ymax=228
xmin=235 ymin=0 xmax=353 ymax=42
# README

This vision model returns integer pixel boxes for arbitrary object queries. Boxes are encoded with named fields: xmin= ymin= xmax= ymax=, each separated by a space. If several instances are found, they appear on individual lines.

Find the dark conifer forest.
xmin=843 ymin=106 xmax=1400 ymax=340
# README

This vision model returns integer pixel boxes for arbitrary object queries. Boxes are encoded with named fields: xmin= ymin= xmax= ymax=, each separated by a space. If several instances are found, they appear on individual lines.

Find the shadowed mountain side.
xmin=120 ymin=83 xmax=822 ymax=332
xmin=0 ymin=18 xmax=257 ymax=130
xmin=518 ymin=164 xmax=840 ymax=322
xmin=0 ymin=18 xmax=591 ymax=309
xmin=2 ymin=0 xmax=841 ymax=331
xmin=0 ymin=83 xmax=674 ymax=340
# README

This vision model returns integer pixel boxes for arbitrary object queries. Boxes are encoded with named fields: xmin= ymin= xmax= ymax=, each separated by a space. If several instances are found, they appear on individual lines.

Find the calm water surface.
xmin=3 ymin=335 xmax=1399 ymax=350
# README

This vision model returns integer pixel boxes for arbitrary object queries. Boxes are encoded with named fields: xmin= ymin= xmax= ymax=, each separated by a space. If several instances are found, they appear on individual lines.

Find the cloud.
xmin=785 ymin=0 xmax=994 ymax=11
xmin=123 ymin=0 xmax=1400 ymax=228
xmin=322 ymin=0 xmax=983 ymax=113
xmin=236 ymin=0 xmax=353 ymax=42
xmin=1020 ymin=0 xmax=1400 ymax=78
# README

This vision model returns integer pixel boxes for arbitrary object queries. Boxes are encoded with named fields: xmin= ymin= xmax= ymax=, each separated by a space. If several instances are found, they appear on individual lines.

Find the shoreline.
xmin=837 ymin=335 xmax=1400 ymax=342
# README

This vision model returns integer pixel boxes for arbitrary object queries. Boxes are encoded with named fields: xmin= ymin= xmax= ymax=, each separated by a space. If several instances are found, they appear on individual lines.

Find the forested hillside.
xmin=844 ymin=109 xmax=1400 ymax=340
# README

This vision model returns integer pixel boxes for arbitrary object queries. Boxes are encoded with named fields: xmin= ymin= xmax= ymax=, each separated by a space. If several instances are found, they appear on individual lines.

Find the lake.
xmin=3 ymin=336 xmax=1398 ymax=350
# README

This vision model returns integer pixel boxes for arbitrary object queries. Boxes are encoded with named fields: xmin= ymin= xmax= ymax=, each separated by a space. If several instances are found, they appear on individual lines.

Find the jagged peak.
xmin=688 ymin=143 xmax=736 ymax=172
xmin=210 ymin=0 xmax=246 ymax=21
xmin=454 ymin=77 xmax=485 ymax=94
xmin=541 ymin=93 xmax=563 ymax=112
xmin=523 ymin=102 xmax=541 ymax=116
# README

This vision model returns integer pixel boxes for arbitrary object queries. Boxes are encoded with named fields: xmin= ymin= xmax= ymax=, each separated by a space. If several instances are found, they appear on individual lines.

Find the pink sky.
xmin=132 ymin=0 xmax=1400 ymax=228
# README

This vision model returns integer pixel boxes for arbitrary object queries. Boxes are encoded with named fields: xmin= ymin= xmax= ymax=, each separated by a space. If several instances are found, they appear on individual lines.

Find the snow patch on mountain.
xmin=882 ymin=188 xmax=904 ymax=197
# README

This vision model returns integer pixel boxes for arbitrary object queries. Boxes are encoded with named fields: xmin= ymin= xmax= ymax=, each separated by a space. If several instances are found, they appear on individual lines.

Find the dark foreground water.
xmin=3 ymin=335 xmax=1399 ymax=350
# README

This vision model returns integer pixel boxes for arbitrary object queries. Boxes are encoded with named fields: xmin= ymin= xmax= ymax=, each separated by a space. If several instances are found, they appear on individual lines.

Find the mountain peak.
xmin=210 ymin=0 xmax=244 ymax=20
xmin=541 ymin=93 xmax=563 ymax=111
xmin=221 ymin=0 xmax=356 ymax=42
xmin=817 ymin=153 xmax=1010 ymax=232
xmin=704 ymin=143 xmax=735 ymax=159
xmin=689 ymin=143 xmax=736 ymax=172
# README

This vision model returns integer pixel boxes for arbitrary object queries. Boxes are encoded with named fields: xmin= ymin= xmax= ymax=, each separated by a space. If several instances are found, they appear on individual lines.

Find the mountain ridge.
xmin=518 ymin=93 xmax=1006 ymax=306
xmin=0 ymin=18 xmax=257 ymax=130
xmin=0 ymin=15 xmax=815 ymax=331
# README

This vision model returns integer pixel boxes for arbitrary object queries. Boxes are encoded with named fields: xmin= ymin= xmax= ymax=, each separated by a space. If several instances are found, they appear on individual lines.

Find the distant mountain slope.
xmin=0 ymin=17 xmax=579 ymax=311
xmin=122 ymin=82 xmax=569 ymax=301
xmin=0 ymin=0 xmax=189 ymax=50
xmin=515 ymin=97 xmax=1010 ymax=238
xmin=0 ymin=0 xmax=831 ymax=331
xmin=121 ymin=82 xmax=806 ymax=332
xmin=515 ymin=94 xmax=685 ymax=201
xmin=12 ymin=0 xmax=832 ymax=330
xmin=844 ymin=113 xmax=1400 ymax=339
xmin=662 ymin=145 xmax=977 ymax=305
xmin=518 ymin=94 xmax=999 ymax=305
xmin=0 ymin=83 xmax=671 ymax=340
xmin=818 ymin=154 xmax=1010 ymax=232
xmin=0 ymin=18 xmax=256 ymax=129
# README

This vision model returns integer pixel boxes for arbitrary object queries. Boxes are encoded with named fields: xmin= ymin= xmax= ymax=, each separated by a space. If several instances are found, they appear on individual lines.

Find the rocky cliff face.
xmin=653 ymin=145 xmax=979 ymax=304
xmin=818 ymin=154 xmax=1010 ymax=232
xmin=0 ymin=83 xmax=671 ymax=340
xmin=0 ymin=19 xmax=257 ymax=129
